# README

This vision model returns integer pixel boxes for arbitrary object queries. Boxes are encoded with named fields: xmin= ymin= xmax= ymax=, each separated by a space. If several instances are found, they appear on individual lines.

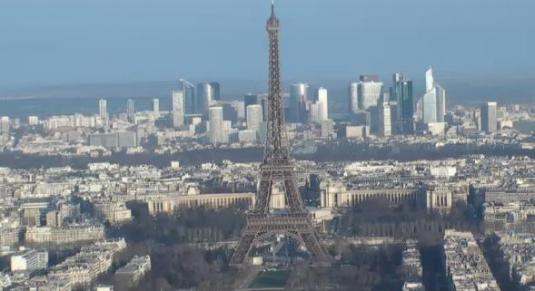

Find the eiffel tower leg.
xmin=230 ymin=233 xmax=256 ymax=266
xmin=283 ymin=171 xmax=304 ymax=212
xmin=254 ymin=170 xmax=273 ymax=213
xmin=300 ymin=232 xmax=328 ymax=261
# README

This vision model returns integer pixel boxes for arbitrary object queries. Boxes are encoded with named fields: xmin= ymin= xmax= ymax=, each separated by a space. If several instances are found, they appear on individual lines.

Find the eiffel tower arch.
xmin=229 ymin=3 xmax=329 ymax=266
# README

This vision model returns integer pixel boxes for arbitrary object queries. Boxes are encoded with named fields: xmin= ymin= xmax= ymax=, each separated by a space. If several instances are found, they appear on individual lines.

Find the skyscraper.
xmin=348 ymin=82 xmax=359 ymax=114
xmin=246 ymin=104 xmax=262 ymax=130
xmin=208 ymin=106 xmax=224 ymax=145
xmin=152 ymin=98 xmax=160 ymax=117
xmin=481 ymin=102 xmax=497 ymax=133
xmin=179 ymin=79 xmax=196 ymax=114
xmin=230 ymin=100 xmax=245 ymax=120
xmin=436 ymin=84 xmax=447 ymax=123
xmin=353 ymin=75 xmax=383 ymax=111
xmin=244 ymin=93 xmax=258 ymax=108
xmin=309 ymin=102 xmax=321 ymax=123
xmin=126 ymin=99 xmax=135 ymax=123
xmin=244 ymin=93 xmax=258 ymax=120
xmin=98 ymin=99 xmax=108 ymax=121
xmin=210 ymin=82 xmax=221 ymax=101
xmin=391 ymin=73 xmax=414 ymax=134
xmin=421 ymin=67 xmax=447 ymax=125
xmin=171 ymin=91 xmax=185 ymax=128
xmin=310 ymin=87 xmax=329 ymax=123
xmin=289 ymin=83 xmax=309 ymax=123
xmin=197 ymin=82 xmax=217 ymax=115
xmin=379 ymin=93 xmax=392 ymax=137
xmin=422 ymin=68 xmax=437 ymax=123
xmin=317 ymin=87 xmax=329 ymax=121
xmin=0 ymin=116 xmax=10 ymax=134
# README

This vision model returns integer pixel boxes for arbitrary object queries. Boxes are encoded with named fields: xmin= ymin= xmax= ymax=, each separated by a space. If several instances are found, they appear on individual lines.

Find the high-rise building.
xmin=0 ymin=116 xmax=10 ymax=134
xmin=210 ymin=82 xmax=221 ymax=101
xmin=309 ymin=87 xmax=329 ymax=123
xmin=421 ymin=67 xmax=447 ymax=125
xmin=481 ymin=102 xmax=497 ymax=133
xmin=348 ymin=82 xmax=359 ymax=114
xmin=222 ymin=120 xmax=231 ymax=144
xmin=422 ymin=68 xmax=438 ymax=123
xmin=246 ymin=104 xmax=263 ymax=130
xmin=289 ymin=83 xmax=309 ymax=123
xmin=230 ymin=101 xmax=246 ymax=120
xmin=197 ymin=82 xmax=217 ymax=115
xmin=436 ymin=84 xmax=446 ymax=123
xmin=221 ymin=103 xmax=238 ymax=124
xmin=126 ymin=99 xmax=135 ymax=123
xmin=244 ymin=94 xmax=258 ymax=108
xmin=171 ymin=91 xmax=185 ymax=128
xmin=243 ymin=93 xmax=259 ymax=108
xmin=317 ymin=87 xmax=329 ymax=121
xmin=152 ymin=98 xmax=160 ymax=117
xmin=260 ymin=96 xmax=269 ymax=122
xmin=379 ymin=94 xmax=392 ymax=137
xmin=208 ymin=106 xmax=224 ymax=145
xmin=244 ymin=94 xmax=258 ymax=120
xmin=357 ymin=75 xmax=383 ymax=111
xmin=98 ymin=99 xmax=108 ymax=121
xmin=28 ymin=116 xmax=39 ymax=126
xmin=309 ymin=102 xmax=321 ymax=123
xmin=179 ymin=79 xmax=196 ymax=114
xmin=391 ymin=73 xmax=414 ymax=134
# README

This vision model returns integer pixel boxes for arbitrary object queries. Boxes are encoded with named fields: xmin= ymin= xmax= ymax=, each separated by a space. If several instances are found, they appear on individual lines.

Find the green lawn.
xmin=249 ymin=270 xmax=289 ymax=289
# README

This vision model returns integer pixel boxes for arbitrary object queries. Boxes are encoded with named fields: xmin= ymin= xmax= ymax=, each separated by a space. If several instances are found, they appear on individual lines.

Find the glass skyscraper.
xmin=421 ymin=67 xmax=447 ymax=125
xmin=289 ymin=83 xmax=309 ymax=123
xmin=179 ymin=79 xmax=196 ymax=115
xmin=391 ymin=73 xmax=414 ymax=134
xmin=197 ymin=82 xmax=219 ymax=116
xmin=481 ymin=102 xmax=497 ymax=133
xmin=422 ymin=68 xmax=438 ymax=124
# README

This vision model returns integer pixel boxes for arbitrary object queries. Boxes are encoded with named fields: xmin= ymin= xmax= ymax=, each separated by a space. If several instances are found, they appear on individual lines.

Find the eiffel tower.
xmin=230 ymin=2 xmax=329 ymax=266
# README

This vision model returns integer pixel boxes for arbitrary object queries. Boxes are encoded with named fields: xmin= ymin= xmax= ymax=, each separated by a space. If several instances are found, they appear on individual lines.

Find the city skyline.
xmin=0 ymin=2 xmax=534 ymax=290
xmin=1 ymin=0 xmax=534 ymax=88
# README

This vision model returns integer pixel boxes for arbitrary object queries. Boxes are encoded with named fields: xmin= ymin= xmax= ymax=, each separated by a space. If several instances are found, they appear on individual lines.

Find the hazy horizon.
xmin=1 ymin=0 xmax=534 ymax=88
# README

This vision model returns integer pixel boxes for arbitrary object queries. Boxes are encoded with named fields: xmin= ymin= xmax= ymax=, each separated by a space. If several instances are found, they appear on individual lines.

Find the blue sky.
xmin=1 ymin=0 xmax=534 ymax=87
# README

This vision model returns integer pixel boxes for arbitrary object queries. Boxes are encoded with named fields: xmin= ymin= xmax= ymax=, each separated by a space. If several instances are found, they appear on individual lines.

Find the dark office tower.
xmin=481 ymin=102 xmax=497 ymax=133
xmin=244 ymin=93 xmax=258 ymax=108
xmin=391 ymin=73 xmax=414 ymax=134
xmin=126 ymin=98 xmax=135 ymax=123
xmin=210 ymin=82 xmax=221 ymax=101
xmin=221 ymin=103 xmax=238 ymax=124
xmin=230 ymin=2 xmax=328 ymax=266
xmin=179 ymin=79 xmax=196 ymax=114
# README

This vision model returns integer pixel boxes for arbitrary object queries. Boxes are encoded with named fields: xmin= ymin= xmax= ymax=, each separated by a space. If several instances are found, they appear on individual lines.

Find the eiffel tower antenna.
xmin=230 ymin=2 xmax=329 ymax=266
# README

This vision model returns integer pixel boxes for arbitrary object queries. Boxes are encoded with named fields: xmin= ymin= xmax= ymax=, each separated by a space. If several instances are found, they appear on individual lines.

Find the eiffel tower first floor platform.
xmin=229 ymin=212 xmax=331 ymax=266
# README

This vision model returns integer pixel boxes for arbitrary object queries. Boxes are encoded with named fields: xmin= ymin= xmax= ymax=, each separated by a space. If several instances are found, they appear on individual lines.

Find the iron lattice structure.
xmin=230 ymin=3 xmax=328 ymax=266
